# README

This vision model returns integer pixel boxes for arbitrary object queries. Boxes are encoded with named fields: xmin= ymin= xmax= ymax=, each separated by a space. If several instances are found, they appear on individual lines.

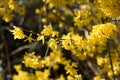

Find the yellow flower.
xmin=24 ymin=33 xmax=35 ymax=43
xmin=37 ymin=34 xmax=45 ymax=44
xmin=35 ymin=69 xmax=50 ymax=80
xmin=67 ymin=75 xmax=74 ymax=80
xmin=2 ymin=13 xmax=14 ymax=22
xmin=74 ymin=75 xmax=82 ymax=80
xmin=13 ymin=71 xmax=36 ymax=80
xmin=48 ymin=38 xmax=58 ymax=50
xmin=14 ymin=64 xmax=22 ymax=72
xmin=51 ymin=31 xmax=59 ymax=37
xmin=96 ymin=56 xmax=104 ymax=66
xmin=0 ymin=0 xmax=25 ymax=22
xmin=74 ymin=10 xmax=93 ymax=27
xmin=46 ymin=0 xmax=74 ymax=7
xmin=22 ymin=52 xmax=41 ymax=68
xmin=41 ymin=25 xmax=52 ymax=36
xmin=61 ymin=32 xmax=72 ymax=50
xmin=94 ymin=76 xmax=105 ymax=80
xmin=56 ymin=75 xmax=65 ymax=80
xmin=95 ymin=0 xmax=120 ymax=17
xmin=65 ymin=64 xmax=77 ymax=75
xmin=35 ymin=8 xmax=40 ymax=14
xmin=10 ymin=26 xmax=26 ymax=39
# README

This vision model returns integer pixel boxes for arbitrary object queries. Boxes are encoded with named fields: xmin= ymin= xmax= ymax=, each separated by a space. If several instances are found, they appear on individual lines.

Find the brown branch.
xmin=10 ymin=44 xmax=33 ymax=56
xmin=87 ymin=61 xmax=100 ymax=76
xmin=1 ymin=30 xmax=11 ymax=80
xmin=108 ymin=49 xmax=116 ymax=80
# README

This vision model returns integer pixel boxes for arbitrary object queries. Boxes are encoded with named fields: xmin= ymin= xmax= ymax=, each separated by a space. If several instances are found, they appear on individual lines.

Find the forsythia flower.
xmin=41 ymin=25 xmax=59 ymax=37
xmin=76 ymin=0 xmax=88 ymax=4
xmin=94 ymin=76 xmax=105 ymax=80
xmin=0 ymin=0 xmax=25 ymax=22
xmin=10 ymin=26 xmax=26 ymax=39
xmin=13 ymin=64 xmax=36 ymax=80
xmin=14 ymin=64 xmax=22 ymax=72
xmin=37 ymin=34 xmax=45 ymax=44
xmin=86 ymin=23 xmax=118 ymax=53
xmin=91 ymin=23 xmax=118 ymax=39
xmin=2 ymin=13 xmax=14 ymax=22
xmin=41 ymin=25 xmax=52 ymax=36
xmin=35 ymin=69 xmax=50 ymax=80
xmin=56 ymin=75 xmax=65 ymax=80
xmin=95 ymin=0 xmax=120 ymax=17
xmin=24 ymin=33 xmax=35 ymax=43
xmin=46 ymin=0 xmax=74 ymax=7
xmin=48 ymin=38 xmax=58 ymax=50
xmin=22 ymin=52 xmax=42 ymax=68
xmin=96 ymin=56 xmax=105 ymax=66
xmin=97 ymin=46 xmax=120 ymax=78
xmin=74 ymin=10 xmax=93 ymax=27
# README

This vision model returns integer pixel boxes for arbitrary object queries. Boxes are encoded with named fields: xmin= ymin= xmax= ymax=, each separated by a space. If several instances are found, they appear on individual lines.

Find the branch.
xmin=10 ymin=44 xmax=33 ymax=56
xmin=87 ymin=61 xmax=100 ymax=76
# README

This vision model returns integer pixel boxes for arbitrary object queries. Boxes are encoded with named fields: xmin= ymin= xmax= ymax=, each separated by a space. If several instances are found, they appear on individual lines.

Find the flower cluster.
xmin=0 ymin=0 xmax=25 ymax=22
xmin=7 ymin=0 xmax=120 ymax=80
xmin=74 ymin=10 xmax=93 ymax=27
xmin=96 ymin=44 xmax=120 ymax=78
xmin=10 ymin=26 xmax=26 ymax=39
xmin=46 ymin=0 xmax=74 ymax=7
xmin=95 ymin=0 xmax=120 ymax=17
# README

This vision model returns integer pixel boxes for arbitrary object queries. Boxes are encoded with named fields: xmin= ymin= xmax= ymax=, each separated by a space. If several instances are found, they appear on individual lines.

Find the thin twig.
xmin=87 ymin=61 xmax=100 ymax=76
xmin=10 ymin=44 xmax=33 ymax=56
xmin=1 ymin=30 xmax=11 ymax=80
xmin=108 ymin=50 xmax=115 ymax=80
xmin=44 ymin=46 xmax=49 ymax=57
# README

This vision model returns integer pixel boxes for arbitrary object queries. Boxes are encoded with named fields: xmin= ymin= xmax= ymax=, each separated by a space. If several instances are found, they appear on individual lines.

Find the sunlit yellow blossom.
xmin=24 ymin=33 xmax=35 ymax=43
xmin=51 ymin=31 xmax=59 ymax=37
xmin=94 ymin=76 xmax=105 ymax=80
xmin=53 ymin=63 xmax=59 ymax=70
xmin=91 ymin=23 xmax=118 ymax=38
xmin=41 ymin=25 xmax=52 ymax=36
xmin=98 ymin=47 xmax=120 ymax=78
xmin=13 ymin=65 xmax=36 ymax=80
xmin=95 ymin=0 xmax=120 ymax=17
xmin=2 ymin=13 xmax=14 ymax=22
xmin=22 ymin=52 xmax=42 ymax=68
xmin=74 ymin=10 xmax=93 ymax=27
xmin=65 ymin=64 xmax=77 ymax=75
xmin=56 ymin=75 xmax=65 ymax=80
xmin=86 ymin=23 xmax=118 ymax=53
xmin=46 ymin=0 xmax=74 ymax=7
xmin=0 ymin=0 xmax=25 ymax=22
xmin=48 ymin=38 xmax=58 ymax=50
xmin=96 ymin=56 xmax=104 ymax=66
xmin=14 ymin=64 xmax=22 ymax=72
xmin=50 ymin=51 xmax=63 ymax=63
xmin=61 ymin=32 xmax=72 ymax=50
xmin=76 ymin=0 xmax=88 ymax=4
xmin=74 ymin=74 xmax=82 ymax=80
xmin=37 ymin=34 xmax=45 ymax=44
xmin=35 ymin=9 xmax=41 ymax=14
xmin=67 ymin=75 xmax=74 ymax=80
xmin=10 ymin=26 xmax=26 ymax=39
xmin=35 ymin=69 xmax=50 ymax=80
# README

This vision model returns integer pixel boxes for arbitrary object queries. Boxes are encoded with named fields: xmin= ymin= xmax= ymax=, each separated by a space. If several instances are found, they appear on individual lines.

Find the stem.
xmin=1 ymin=31 xmax=11 ymax=80
xmin=108 ymin=50 xmax=115 ymax=80
xmin=10 ymin=44 xmax=33 ymax=56
xmin=44 ymin=46 xmax=49 ymax=57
